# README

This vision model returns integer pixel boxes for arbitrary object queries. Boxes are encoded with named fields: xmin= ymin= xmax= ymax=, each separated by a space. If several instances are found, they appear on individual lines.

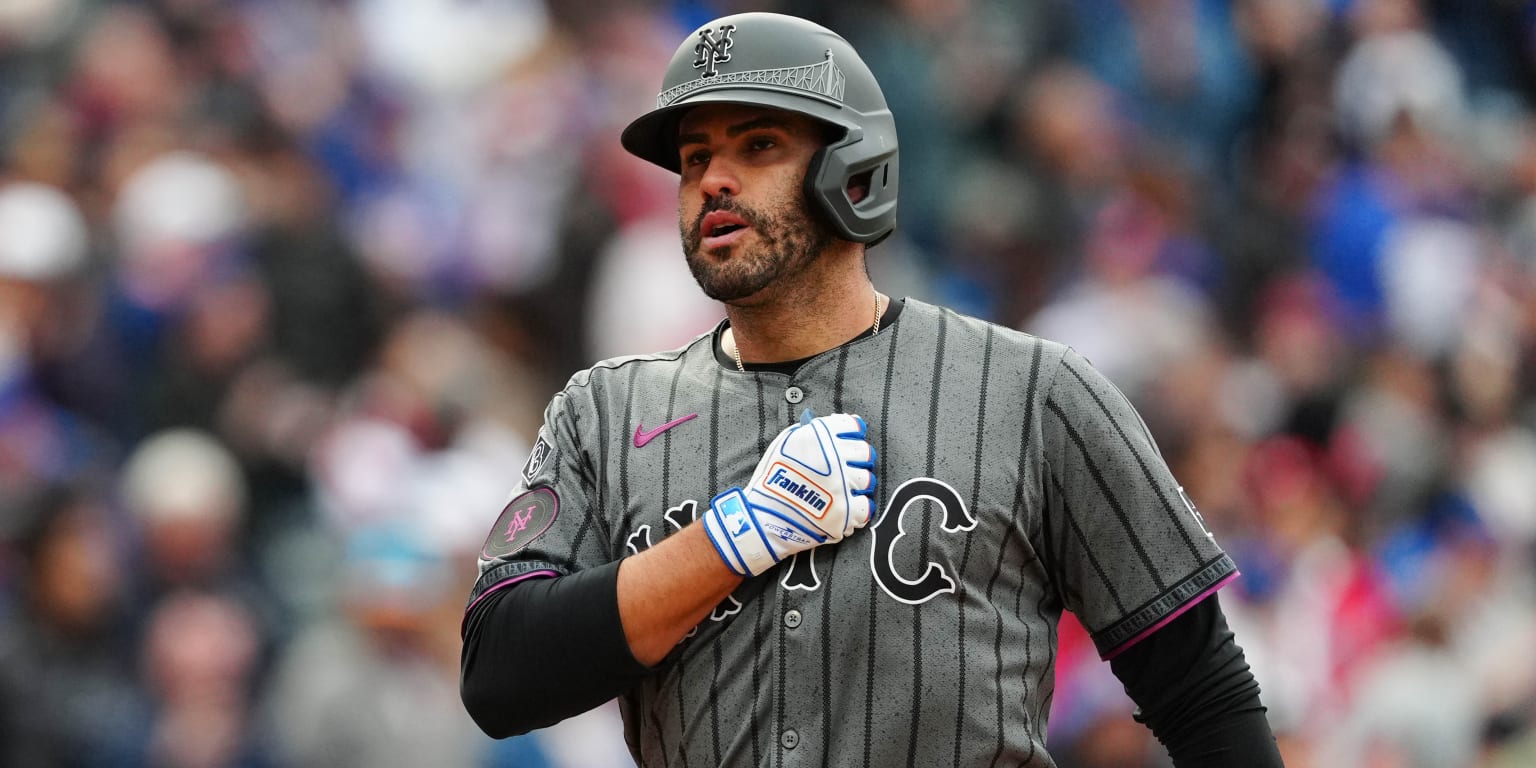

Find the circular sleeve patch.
xmin=481 ymin=487 xmax=560 ymax=560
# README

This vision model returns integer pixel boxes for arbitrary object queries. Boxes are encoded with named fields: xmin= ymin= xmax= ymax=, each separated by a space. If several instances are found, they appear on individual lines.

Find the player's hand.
xmin=702 ymin=412 xmax=876 ymax=577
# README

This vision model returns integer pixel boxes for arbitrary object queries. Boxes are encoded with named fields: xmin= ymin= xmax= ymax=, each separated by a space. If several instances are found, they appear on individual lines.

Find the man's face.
xmin=675 ymin=103 xmax=837 ymax=303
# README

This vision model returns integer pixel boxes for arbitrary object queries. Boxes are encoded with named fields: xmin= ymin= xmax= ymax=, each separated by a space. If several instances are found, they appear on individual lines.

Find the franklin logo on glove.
xmin=765 ymin=464 xmax=830 ymax=515
xmin=702 ymin=410 xmax=876 ymax=577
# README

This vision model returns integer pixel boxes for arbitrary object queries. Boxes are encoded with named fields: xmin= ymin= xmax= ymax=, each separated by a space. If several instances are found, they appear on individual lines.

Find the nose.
xmin=698 ymin=155 xmax=740 ymax=201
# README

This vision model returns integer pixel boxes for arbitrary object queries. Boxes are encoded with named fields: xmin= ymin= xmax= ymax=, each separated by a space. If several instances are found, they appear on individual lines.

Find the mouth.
xmin=700 ymin=210 xmax=750 ymax=250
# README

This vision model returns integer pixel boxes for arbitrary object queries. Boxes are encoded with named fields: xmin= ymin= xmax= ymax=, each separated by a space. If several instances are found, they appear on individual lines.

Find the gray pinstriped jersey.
xmin=468 ymin=298 xmax=1236 ymax=767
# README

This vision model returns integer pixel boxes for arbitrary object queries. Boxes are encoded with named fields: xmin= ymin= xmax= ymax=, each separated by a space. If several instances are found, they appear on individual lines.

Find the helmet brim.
xmin=620 ymin=87 xmax=852 ymax=173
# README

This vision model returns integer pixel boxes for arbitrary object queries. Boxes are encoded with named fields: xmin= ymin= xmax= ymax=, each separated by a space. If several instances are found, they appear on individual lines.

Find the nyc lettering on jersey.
xmin=765 ymin=463 xmax=830 ymax=516
xmin=624 ymin=476 xmax=976 ymax=611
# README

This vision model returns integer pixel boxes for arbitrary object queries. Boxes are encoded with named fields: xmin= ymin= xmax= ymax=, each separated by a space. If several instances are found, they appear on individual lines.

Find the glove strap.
xmin=703 ymin=488 xmax=778 ymax=577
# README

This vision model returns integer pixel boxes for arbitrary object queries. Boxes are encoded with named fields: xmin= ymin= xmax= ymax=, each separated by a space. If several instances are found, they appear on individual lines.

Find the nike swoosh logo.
xmin=634 ymin=413 xmax=698 ymax=448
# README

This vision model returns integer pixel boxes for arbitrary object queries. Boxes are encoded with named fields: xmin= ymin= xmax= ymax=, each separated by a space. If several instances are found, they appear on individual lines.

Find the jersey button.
xmin=784 ymin=609 xmax=802 ymax=629
xmin=781 ymin=729 xmax=799 ymax=750
xmin=784 ymin=386 xmax=804 ymax=404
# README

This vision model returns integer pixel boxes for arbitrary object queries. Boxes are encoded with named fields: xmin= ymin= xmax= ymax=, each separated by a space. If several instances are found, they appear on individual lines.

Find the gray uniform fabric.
xmin=468 ymin=298 xmax=1235 ymax=767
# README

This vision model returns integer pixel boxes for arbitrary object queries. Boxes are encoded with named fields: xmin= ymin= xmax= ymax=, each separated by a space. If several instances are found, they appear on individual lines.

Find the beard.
xmin=680 ymin=190 xmax=836 ymax=303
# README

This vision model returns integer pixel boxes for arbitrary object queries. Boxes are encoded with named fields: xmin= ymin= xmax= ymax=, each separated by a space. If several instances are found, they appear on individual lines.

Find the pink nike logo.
xmin=634 ymin=414 xmax=698 ymax=448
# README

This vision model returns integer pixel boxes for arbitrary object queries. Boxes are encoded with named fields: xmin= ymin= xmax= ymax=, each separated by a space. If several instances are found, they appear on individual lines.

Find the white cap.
xmin=121 ymin=428 xmax=246 ymax=526
xmin=113 ymin=151 xmax=244 ymax=252
xmin=0 ymin=0 xmax=82 ymax=49
xmin=1334 ymin=30 xmax=1465 ymax=147
xmin=0 ymin=181 xmax=88 ymax=281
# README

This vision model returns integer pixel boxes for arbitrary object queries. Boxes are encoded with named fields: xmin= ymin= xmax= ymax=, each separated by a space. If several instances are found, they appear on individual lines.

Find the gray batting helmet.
xmin=621 ymin=12 xmax=899 ymax=244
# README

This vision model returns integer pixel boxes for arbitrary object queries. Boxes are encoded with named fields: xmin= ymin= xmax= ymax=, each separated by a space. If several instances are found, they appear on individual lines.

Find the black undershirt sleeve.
xmin=460 ymin=560 xmax=650 ymax=738
xmin=1109 ymin=594 xmax=1286 ymax=767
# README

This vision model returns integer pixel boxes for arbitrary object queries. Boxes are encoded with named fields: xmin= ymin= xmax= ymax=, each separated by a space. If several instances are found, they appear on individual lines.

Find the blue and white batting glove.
xmin=703 ymin=411 xmax=877 ymax=577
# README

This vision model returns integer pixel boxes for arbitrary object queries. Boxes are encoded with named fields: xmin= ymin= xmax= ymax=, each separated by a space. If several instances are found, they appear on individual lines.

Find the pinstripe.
xmin=775 ymin=583 xmax=787 ymax=768
xmin=636 ymin=369 xmax=675 ymax=766
xmin=701 ymin=362 xmax=724 ymax=768
xmin=618 ymin=364 xmax=637 ymax=533
xmin=594 ymin=372 xmax=612 ymax=553
xmin=864 ymin=318 xmax=900 ymax=767
xmin=832 ymin=344 xmax=849 ymax=412
xmin=925 ymin=312 xmax=947 ymax=481
xmin=638 ymin=372 xmax=671 ymax=768
xmin=1014 ymin=338 xmax=1048 ymax=768
xmin=1007 ymin=430 xmax=1032 ymax=764
xmin=564 ymin=507 xmax=594 ymax=571
xmin=751 ymin=575 xmax=765 ymax=767
xmin=954 ymin=323 xmax=993 ymax=766
xmin=755 ymin=375 xmax=770 ymax=454
xmin=862 ymin=539 xmax=878 ymax=764
xmin=552 ymin=394 xmax=577 ymax=483
xmin=703 ymin=364 xmax=728 ymax=766
xmin=664 ymin=368 xmax=722 ymax=768
xmin=751 ymin=374 xmax=767 ymax=764
xmin=1032 ymin=589 xmax=1056 ymax=733
xmin=985 ymin=522 xmax=1019 ymax=768
xmin=905 ymin=311 xmax=946 ymax=768
xmin=663 ymin=356 xmax=684 ymax=511
xmin=1045 ymin=399 xmax=1165 ymax=591
xmin=708 ymin=361 xmax=723 ymax=521
xmin=709 ymin=639 xmax=722 ymax=764
xmin=1041 ymin=497 xmax=1081 ymax=611
xmin=654 ymin=351 xmax=685 ymax=737
xmin=1052 ymin=472 xmax=1127 ymax=613
xmin=558 ymin=405 xmax=594 ymax=492
xmin=1011 ymin=537 xmax=1034 ymax=765
xmin=818 ymin=546 xmax=838 ymax=768
xmin=1062 ymin=360 xmax=1204 ymax=561
xmin=1024 ymin=338 xmax=1043 ymax=507
xmin=822 ymin=344 xmax=849 ymax=768
xmin=675 ymin=664 xmax=690 ymax=768
xmin=998 ymin=337 xmax=1044 ymax=767
xmin=648 ymin=691 xmax=669 ymax=768
xmin=554 ymin=404 xmax=598 ymax=564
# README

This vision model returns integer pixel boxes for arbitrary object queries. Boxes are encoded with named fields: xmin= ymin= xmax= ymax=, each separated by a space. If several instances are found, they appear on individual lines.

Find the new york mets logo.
xmin=481 ymin=487 xmax=559 ymax=560
xmin=693 ymin=24 xmax=736 ymax=77
xmin=766 ymin=463 xmax=830 ymax=518
xmin=503 ymin=508 xmax=534 ymax=543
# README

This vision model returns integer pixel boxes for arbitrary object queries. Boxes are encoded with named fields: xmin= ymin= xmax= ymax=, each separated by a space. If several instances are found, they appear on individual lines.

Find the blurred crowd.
xmin=1 ymin=0 xmax=1534 ymax=766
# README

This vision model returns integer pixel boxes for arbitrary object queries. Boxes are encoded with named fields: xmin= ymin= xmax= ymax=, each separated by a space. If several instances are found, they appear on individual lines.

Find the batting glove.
xmin=703 ymin=412 xmax=877 ymax=577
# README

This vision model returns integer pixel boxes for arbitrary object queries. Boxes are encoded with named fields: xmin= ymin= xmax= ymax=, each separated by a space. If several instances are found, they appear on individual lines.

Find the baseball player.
xmin=461 ymin=12 xmax=1284 ymax=767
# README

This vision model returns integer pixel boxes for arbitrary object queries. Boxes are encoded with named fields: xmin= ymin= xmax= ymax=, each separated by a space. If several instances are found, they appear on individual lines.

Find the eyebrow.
xmin=677 ymin=116 xmax=793 ymax=148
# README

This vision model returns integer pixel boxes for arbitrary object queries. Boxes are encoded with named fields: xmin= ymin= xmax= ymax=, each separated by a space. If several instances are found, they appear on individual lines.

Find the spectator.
xmin=0 ymin=485 xmax=142 ymax=767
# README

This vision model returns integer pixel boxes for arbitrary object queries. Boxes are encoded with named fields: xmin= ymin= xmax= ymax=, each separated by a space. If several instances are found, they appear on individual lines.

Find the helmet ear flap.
xmin=805 ymin=122 xmax=899 ymax=244
xmin=802 ymin=143 xmax=835 ymax=234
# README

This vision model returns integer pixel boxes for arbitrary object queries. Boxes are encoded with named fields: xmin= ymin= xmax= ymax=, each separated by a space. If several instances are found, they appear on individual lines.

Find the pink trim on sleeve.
xmin=460 ymin=569 xmax=561 ymax=636
xmin=1101 ymin=570 xmax=1239 ymax=661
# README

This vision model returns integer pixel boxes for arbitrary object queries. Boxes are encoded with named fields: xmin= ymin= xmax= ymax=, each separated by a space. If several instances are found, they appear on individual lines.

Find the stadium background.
xmin=2 ymin=0 xmax=1535 ymax=766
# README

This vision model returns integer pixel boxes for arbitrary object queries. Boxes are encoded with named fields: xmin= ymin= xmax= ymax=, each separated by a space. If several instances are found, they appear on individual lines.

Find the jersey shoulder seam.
xmin=559 ymin=332 xmax=713 ymax=396
xmin=913 ymin=298 xmax=1068 ymax=353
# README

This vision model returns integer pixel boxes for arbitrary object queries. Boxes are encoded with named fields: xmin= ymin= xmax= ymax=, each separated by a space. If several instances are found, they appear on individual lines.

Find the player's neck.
xmin=725 ymin=262 xmax=883 ymax=365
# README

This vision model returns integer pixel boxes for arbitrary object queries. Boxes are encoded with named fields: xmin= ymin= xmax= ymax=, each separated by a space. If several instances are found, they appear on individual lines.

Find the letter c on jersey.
xmin=869 ymin=478 xmax=978 ymax=604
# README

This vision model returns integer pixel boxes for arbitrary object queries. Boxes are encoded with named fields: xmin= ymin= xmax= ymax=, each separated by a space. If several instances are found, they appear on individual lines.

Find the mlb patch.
xmin=522 ymin=434 xmax=552 ymax=484
xmin=482 ymin=487 xmax=559 ymax=560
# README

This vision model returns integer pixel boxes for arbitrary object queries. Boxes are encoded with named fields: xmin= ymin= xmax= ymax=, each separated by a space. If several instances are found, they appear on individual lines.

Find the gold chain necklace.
xmin=732 ymin=291 xmax=883 ymax=372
